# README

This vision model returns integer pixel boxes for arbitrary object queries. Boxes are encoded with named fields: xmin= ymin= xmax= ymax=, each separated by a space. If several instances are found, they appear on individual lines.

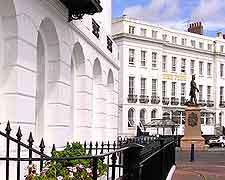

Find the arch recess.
xmin=93 ymin=58 xmax=102 ymax=82
xmin=128 ymin=108 xmax=135 ymax=127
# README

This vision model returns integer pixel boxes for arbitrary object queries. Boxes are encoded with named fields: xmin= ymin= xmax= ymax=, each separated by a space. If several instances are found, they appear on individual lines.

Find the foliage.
xmin=24 ymin=142 xmax=107 ymax=180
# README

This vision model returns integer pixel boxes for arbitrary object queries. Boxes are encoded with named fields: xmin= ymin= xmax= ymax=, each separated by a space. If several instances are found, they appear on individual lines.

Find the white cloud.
xmin=121 ymin=0 xmax=225 ymax=33
xmin=191 ymin=0 xmax=225 ymax=31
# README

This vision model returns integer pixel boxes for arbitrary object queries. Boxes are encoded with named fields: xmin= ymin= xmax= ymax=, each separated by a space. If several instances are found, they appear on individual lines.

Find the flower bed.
xmin=24 ymin=143 xmax=107 ymax=180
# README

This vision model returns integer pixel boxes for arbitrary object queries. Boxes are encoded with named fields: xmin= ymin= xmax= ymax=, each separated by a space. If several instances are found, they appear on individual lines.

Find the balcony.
xmin=207 ymin=100 xmax=214 ymax=107
xmin=139 ymin=95 xmax=149 ymax=104
xmin=198 ymin=100 xmax=206 ymax=107
xmin=60 ymin=0 xmax=102 ymax=21
xmin=162 ymin=97 xmax=169 ymax=105
xmin=180 ymin=97 xmax=186 ymax=106
xmin=219 ymin=101 xmax=225 ymax=108
xmin=171 ymin=97 xmax=179 ymax=105
xmin=127 ymin=94 xmax=138 ymax=103
xmin=151 ymin=96 xmax=160 ymax=104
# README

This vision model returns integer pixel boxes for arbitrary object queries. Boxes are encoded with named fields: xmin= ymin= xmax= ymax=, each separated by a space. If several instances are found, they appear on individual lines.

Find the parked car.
xmin=208 ymin=136 xmax=225 ymax=147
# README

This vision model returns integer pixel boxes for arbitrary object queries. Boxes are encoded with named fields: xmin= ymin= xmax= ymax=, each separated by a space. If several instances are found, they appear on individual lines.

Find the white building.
xmin=112 ymin=15 xmax=225 ymax=137
xmin=0 ymin=0 xmax=119 ymax=148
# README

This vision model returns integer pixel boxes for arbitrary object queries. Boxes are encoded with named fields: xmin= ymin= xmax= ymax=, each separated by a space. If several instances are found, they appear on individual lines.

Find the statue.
xmin=189 ymin=74 xmax=199 ymax=105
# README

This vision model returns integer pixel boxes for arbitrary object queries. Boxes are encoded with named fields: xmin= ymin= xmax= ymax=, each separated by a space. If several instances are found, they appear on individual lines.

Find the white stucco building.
xmin=112 ymin=15 xmax=225 ymax=137
xmin=0 ymin=0 xmax=119 ymax=148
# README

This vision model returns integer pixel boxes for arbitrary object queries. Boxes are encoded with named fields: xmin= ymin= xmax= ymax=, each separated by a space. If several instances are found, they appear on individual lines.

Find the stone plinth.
xmin=180 ymin=105 xmax=205 ymax=151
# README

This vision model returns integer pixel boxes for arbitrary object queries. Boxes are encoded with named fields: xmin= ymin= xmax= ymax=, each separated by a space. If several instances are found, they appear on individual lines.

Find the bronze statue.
xmin=189 ymin=74 xmax=199 ymax=104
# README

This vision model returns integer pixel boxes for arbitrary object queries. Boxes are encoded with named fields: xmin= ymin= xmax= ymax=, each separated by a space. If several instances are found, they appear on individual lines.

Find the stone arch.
xmin=71 ymin=42 xmax=87 ymax=140
xmin=128 ymin=108 xmax=135 ymax=127
xmin=92 ymin=58 xmax=104 ymax=141
xmin=219 ymin=111 xmax=223 ymax=126
xmin=105 ymin=69 xmax=116 ymax=141
xmin=0 ymin=0 xmax=18 ymax=124
xmin=36 ymin=17 xmax=61 ymax=144
xmin=140 ymin=108 xmax=147 ymax=125
xmin=151 ymin=109 xmax=157 ymax=119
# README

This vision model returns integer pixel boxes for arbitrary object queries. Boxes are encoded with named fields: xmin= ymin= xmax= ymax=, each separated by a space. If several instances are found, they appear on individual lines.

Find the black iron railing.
xmin=0 ymin=121 xmax=176 ymax=180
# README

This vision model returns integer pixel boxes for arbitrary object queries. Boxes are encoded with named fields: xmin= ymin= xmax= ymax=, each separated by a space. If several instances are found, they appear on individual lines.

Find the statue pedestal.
xmin=180 ymin=105 xmax=205 ymax=151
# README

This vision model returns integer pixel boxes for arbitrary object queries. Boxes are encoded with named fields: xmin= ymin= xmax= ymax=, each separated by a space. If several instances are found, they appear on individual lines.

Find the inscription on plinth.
xmin=180 ymin=105 xmax=205 ymax=151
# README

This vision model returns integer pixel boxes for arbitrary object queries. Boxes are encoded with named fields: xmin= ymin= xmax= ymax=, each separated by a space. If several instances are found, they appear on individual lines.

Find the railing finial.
xmin=28 ymin=132 xmax=34 ymax=144
xmin=16 ymin=126 xmax=22 ymax=140
xmin=39 ymin=138 xmax=45 ymax=149
xmin=5 ymin=121 xmax=11 ymax=135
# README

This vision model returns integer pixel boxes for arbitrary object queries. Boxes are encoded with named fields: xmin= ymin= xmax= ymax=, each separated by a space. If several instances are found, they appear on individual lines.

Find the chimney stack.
xmin=187 ymin=21 xmax=203 ymax=35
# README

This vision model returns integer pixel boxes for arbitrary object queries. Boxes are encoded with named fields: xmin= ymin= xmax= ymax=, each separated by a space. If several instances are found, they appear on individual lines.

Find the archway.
xmin=71 ymin=42 xmax=86 ymax=140
xmin=92 ymin=58 xmax=103 ymax=141
xmin=151 ymin=109 xmax=157 ymax=119
xmin=128 ymin=108 xmax=135 ymax=127
xmin=36 ymin=18 xmax=61 ymax=144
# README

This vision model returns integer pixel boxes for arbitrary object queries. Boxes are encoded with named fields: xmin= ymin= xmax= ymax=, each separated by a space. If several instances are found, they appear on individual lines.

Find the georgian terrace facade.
xmin=112 ymin=15 xmax=225 ymax=137
xmin=0 ymin=0 xmax=119 ymax=149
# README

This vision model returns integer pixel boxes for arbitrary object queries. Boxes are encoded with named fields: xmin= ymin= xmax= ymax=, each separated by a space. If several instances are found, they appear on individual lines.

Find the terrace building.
xmin=112 ymin=15 xmax=225 ymax=137
xmin=0 ymin=0 xmax=119 ymax=148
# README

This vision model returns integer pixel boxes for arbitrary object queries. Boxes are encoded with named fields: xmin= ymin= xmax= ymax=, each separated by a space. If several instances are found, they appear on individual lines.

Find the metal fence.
xmin=0 ymin=121 xmax=176 ymax=180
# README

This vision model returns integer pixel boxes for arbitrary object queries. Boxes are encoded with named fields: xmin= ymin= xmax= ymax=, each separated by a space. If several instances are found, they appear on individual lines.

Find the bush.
xmin=25 ymin=142 xmax=107 ymax=180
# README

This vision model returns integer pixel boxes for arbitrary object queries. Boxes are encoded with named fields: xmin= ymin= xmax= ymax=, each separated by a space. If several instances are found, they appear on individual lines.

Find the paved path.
xmin=172 ymin=151 xmax=225 ymax=180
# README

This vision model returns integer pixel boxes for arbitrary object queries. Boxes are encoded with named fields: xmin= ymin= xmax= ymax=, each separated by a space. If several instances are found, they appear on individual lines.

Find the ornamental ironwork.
xmin=188 ymin=112 xmax=198 ymax=127
xmin=59 ymin=0 xmax=102 ymax=22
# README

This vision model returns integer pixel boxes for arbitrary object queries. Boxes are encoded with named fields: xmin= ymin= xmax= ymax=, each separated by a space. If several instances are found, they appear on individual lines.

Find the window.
xmin=181 ymin=83 xmax=186 ymax=97
xmin=207 ymin=63 xmax=212 ymax=76
xmin=128 ymin=108 xmax=135 ymax=127
xmin=172 ymin=57 xmax=176 ymax=72
xmin=199 ymin=85 xmax=203 ymax=100
xmin=140 ymin=28 xmax=146 ymax=36
xmin=151 ymin=110 xmax=156 ymax=119
xmin=140 ymin=109 xmax=146 ymax=125
xmin=207 ymin=86 xmax=211 ymax=101
xmin=152 ymin=30 xmax=158 ymax=39
xmin=199 ymin=42 xmax=203 ymax=49
xmin=221 ymin=45 xmax=224 ymax=53
xmin=140 ymin=78 xmax=146 ymax=95
xmin=141 ymin=50 xmax=146 ymax=66
xmin=171 ymin=82 xmax=176 ymax=97
xmin=162 ymin=55 xmax=167 ymax=72
xmin=129 ymin=25 xmax=135 ymax=34
xmin=208 ymin=44 xmax=212 ymax=51
xmin=220 ymin=86 xmax=224 ymax=102
xmin=191 ymin=40 xmax=196 ymax=48
xmin=162 ymin=81 xmax=166 ymax=97
xmin=199 ymin=61 xmax=203 ymax=76
xmin=152 ymin=52 xmax=157 ymax=68
xmin=162 ymin=34 xmax=167 ymax=41
xmin=181 ymin=58 xmax=186 ymax=73
xmin=190 ymin=60 xmax=195 ymax=74
xmin=172 ymin=36 xmax=177 ymax=44
xmin=129 ymin=77 xmax=135 ymax=95
xmin=220 ymin=64 xmax=224 ymax=77
xmin=152 ymin=79 xmax=157 ymax=96
xmin=129 ymin=49 xmax=135 ymax=65
xmin=181 ymin=38 xmax=187 ymax=46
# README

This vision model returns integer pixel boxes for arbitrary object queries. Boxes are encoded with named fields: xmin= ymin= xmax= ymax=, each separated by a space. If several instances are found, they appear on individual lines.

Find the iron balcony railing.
xmin=171 ymin=97 xmax=179 ymax=105
xmin=151 ymin=96 xmax=160 ymax=104
xmin=219 ymin=101 xmax=225 ymax=108
xmin=162 ymin=97 xmax=170 ymax=105
xmin=207 ymin=100 xmax=214 ymax=107
xmin=199 ymin=99 xmax=206 ymax=106
xmin=139 ymin=95 xmax=149 ymax=103
xmin=128 ymin=94 xmax=138 ymax=103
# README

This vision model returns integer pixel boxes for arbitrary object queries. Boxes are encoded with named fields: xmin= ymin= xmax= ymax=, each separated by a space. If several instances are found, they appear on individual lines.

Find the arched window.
xmin=151 ymin=109 xmax=157 ymax=119
xmin=128 ymin=108 xmax=135 ymax=127
xmin=219 ymin=112 xmax=222 ymax=126
xmin=140 ymin=109 xmax=146 ymax=125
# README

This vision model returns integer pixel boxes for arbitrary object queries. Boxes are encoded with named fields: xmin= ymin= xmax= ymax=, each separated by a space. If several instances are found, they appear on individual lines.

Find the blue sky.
xmin=112 ymin=0 xmax=225 ymax=37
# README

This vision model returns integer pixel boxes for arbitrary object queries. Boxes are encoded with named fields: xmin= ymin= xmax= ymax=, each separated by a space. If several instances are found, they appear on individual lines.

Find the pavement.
xmin=172 ymin=150 xmax=225 ymax=180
